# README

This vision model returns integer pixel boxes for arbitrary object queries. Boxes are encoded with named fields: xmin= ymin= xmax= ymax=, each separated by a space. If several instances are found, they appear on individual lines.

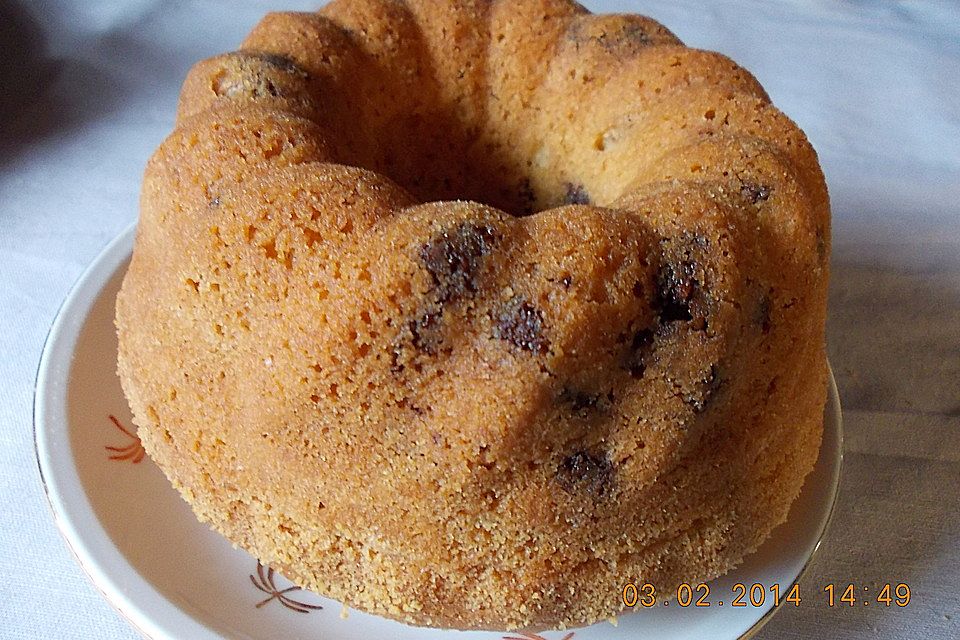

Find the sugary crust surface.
xmin=117 ymin=0 xmax=829 ymax=630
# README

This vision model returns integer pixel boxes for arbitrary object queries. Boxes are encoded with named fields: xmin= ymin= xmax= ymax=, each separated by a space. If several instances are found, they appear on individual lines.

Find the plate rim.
xmin=33 ymin=223 xmax=843 ymax=640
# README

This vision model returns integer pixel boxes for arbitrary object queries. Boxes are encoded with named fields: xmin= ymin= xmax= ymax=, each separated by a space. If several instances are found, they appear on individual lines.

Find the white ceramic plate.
xmin=35 ymin=224 xmax=842 ymax=640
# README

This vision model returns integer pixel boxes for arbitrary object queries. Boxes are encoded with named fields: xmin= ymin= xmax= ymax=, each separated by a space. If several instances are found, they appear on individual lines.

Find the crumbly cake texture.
xmin=116 ymin=0 xmax=829 ymax=630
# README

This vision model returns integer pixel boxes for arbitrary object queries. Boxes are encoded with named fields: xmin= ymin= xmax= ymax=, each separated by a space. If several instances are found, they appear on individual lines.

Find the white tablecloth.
xmin=2 ymin=1 xmax=958 ymax=637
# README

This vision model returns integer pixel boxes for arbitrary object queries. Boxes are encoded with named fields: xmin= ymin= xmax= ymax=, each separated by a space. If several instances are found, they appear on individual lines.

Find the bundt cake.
xmin=116 ymin=0 xmax=830 ymax=630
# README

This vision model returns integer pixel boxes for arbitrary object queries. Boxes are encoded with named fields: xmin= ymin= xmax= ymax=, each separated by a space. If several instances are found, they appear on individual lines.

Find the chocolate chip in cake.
xmin=409 ymin=308 xmax=444 ymax=354
xmin=561 ymin=275 xmax=573 ymax=288
xmin=556 ymin=451 xmax=613 ymax=498
xmin=757 ymin=294 xmax=772 ymax=334
xmin=740 ymin=181 xmax=771 ymax=204
xmin=559 ymin=388 xmax=602 ymax=416
xmin=420 ymin=222 xmax=497 ymax=303
xmin=657 ymin=261 xmax=697 ymax=323
xmin=215 ymin=52 xmax=309 ymax=99
xmin=685 ymin=365 xmax=721 ymax=412
xmin=568 ymin=20 xmax=651 ymax=50
xmin=623 ymin=328 xmax=655 ymax=378
xmin=618 ymin=22 xmax=652 ymax=45
xmin=563 ymin=183 xmax=591 ymax=205
xmin=494 ymin=296 xmax=549 ymax=354
xmin=255 ymin=53 xmax=309 ymax=77
xmin=389 ymin=342 xmax=405 ymax=374
xmin=517 ymin=177 xmax=537 ymax=216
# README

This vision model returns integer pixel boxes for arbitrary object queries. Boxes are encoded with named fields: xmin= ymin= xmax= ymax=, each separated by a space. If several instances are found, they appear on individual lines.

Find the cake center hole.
xmin=341 ymin=111 xmax=592 ymax=216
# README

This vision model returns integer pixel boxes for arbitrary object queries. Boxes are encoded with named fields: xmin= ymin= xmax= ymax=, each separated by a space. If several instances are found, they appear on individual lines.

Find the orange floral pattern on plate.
xmin=105 ymin=415 xmax=145 ymax=463
xmin=250 ymin=563 xmax=323 ymax=613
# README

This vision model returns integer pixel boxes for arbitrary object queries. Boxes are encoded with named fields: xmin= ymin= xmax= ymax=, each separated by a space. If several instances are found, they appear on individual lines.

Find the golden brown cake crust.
xmin=116 ymin=0 xmax=830 ymax=630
